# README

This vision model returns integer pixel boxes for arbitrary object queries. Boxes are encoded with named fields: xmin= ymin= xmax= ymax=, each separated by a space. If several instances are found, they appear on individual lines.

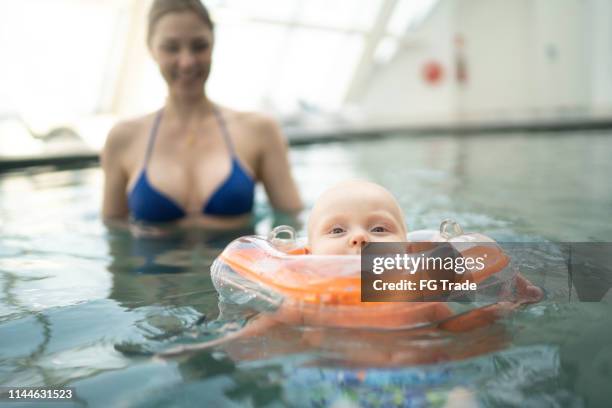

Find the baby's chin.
xmin=308 ymin=240 xmax=408 ymax=256
xmin=307 ymin=246 xmax=358 ymax=256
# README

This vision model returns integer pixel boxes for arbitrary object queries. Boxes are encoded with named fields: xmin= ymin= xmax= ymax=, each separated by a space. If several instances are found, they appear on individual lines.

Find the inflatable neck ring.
xmin=211 ymin=220 xmax=518 ymax=329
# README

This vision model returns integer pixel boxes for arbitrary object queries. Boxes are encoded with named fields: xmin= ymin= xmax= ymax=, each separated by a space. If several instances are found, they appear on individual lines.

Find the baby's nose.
xmin=350 ymin=233 xmax=368 ymax=248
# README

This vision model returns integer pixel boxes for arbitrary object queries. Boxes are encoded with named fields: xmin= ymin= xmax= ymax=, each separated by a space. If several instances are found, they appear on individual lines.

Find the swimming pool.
xmin=1 ymin=131 xmax=611 ymax=407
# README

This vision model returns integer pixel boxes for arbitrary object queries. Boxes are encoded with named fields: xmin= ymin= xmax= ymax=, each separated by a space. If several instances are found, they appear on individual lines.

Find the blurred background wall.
xmin=352 ymin=0 xmax=612 ymax=123
xmin=0 ymin=0 xmax=611 ymax=154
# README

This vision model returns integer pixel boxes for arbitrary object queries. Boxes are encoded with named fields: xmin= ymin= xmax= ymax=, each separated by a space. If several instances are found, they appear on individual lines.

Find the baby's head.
xmin=307 ymin=180 xmax=407 ymax=255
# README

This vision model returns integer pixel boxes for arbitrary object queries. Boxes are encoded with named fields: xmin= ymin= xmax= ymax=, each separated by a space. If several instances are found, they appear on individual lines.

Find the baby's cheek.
xmin=309 ymin=239 xmax=331 ymax=255
xmin=377 ymin=236 xmax=405 ymax=243
xmin=315 ymin=240 xmax=348 ymax=255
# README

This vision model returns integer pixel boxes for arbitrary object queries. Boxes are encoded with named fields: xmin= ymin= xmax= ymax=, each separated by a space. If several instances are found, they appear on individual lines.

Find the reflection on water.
xmin=1 ymin=132 xmax=612 ymax=406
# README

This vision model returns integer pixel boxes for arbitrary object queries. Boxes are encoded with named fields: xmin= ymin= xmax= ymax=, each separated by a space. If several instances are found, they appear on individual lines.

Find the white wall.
xmin=588 ymin=0 xmax=612 ymax=110
xmin=528 ymin=0 xmax=589 ymax=110
xmin=356 ymin=0 xmax=612 ymax=123
xmin=454 ymin=0 xmax=533 ymax=114
xmin=357 ymin=0 xmax=455 ymax=123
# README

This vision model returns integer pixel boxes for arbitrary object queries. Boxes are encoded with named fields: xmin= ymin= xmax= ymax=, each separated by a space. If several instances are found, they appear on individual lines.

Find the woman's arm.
xmin=101 ymin=123 xmax=131 ymax=221
xmin=257 ymin=116 xmax=303 ymax=214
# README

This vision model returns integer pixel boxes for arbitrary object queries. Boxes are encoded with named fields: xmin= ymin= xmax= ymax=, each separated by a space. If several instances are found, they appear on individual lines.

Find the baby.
xmin=158 ymin=180 xmax=542 ymax=359
xmin=307 ymin=180 xmax=407 ymax=255
xmin=306 ymin=179 xmax=543 ymax=303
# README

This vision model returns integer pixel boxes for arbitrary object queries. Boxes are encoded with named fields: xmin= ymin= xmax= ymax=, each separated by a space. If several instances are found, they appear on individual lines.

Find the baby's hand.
xmin=515 ymin=273 xmax=544 ymax=303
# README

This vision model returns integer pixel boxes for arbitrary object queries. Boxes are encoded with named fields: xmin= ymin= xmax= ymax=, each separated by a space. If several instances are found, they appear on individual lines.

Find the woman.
xmin=102 ymin=0 xmax=302 ymax=229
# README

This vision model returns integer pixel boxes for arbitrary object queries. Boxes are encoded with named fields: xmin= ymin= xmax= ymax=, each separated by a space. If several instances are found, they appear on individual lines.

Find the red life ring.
xmin=423 ymin=60 xmax=444 ymax=85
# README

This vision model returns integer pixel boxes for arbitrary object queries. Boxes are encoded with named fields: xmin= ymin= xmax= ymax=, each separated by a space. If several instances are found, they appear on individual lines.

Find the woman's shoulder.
xmin=222 ymin=108 xmax=285 ymax=146
xmin=221 ymin=107 xmax=279 ymax=131
xmin=103 ymin=113 xmax=156 ymax=153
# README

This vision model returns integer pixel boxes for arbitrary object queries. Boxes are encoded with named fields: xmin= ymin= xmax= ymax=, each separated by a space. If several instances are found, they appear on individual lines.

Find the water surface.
xmin=1 ymin=131 xmax=611 ymax=407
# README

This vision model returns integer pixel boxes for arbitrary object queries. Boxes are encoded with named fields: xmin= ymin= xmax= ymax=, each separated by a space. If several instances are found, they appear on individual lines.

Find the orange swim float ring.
xmin=211 ymin=220 xmax=519 ymax=330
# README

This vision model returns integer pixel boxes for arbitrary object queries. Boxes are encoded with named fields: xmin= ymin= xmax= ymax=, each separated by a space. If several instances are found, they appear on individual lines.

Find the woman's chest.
xmin=128 ymin=129 xmax=259 ymax=214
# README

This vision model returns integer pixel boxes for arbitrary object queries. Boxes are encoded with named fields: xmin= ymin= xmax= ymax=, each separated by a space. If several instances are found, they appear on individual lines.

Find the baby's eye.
xmin=329 ymin=227 xmax=345 ymax=235
xmin=371 ymin=226 xmax=387 ymax=233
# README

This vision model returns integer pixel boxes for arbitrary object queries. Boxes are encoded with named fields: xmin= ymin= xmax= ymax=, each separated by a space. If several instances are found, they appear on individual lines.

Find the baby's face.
xmin=307 ymin=182 xmax=407 ymax=255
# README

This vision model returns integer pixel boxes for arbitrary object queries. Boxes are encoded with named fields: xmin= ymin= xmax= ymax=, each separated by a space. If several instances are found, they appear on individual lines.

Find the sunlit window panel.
xmin=295 ymin=0 xmax=384 ymax=31
xmin=138 ymin=60 xmax=168 ymax=113
xmin=374 ymin=37 xmax=400 ymax=65
xmin=0 ymin=1 xmax=123 ymax=119
xmin=268 ymin=29 xmax=364 ymax=112
xmin=208 ymin=22 xmax=289 ymax=110
xmin=386 ymin=0 xmax=438 ymax=36
xmin=211 ymin=0 xmax=301 ymax=22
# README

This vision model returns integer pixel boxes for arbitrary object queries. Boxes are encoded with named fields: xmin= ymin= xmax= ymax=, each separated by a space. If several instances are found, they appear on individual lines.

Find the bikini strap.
xmin=212 ymin=105 xmax=235 ymax=156
xmin=144 ymin=109 xmax=164 ymax=167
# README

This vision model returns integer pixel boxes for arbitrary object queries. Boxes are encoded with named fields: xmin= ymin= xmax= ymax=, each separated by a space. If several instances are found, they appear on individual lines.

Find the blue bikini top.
xmin=128 ymin=107 xmax=255 ymax=223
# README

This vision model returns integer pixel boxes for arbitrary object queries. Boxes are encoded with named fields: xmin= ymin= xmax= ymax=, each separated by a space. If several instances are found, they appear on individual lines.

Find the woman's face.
xmin=149 ymin=11 xmax=213 ymax=98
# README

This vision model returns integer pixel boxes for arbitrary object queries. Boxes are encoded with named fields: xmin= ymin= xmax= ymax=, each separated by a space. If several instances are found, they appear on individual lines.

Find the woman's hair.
xmin=147 ymin=0 xmax=214 ymax=44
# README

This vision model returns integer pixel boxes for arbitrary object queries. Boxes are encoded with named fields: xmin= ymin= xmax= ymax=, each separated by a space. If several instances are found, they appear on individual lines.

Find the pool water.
xmin=1 ymin=131 xmax=611 ymax=407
